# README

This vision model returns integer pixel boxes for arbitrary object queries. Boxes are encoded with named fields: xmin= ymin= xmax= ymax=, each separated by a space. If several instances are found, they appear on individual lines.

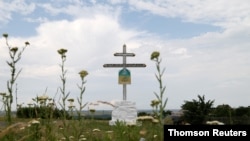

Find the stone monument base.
xmin=109 ymin=100 xmax=137 ymax=126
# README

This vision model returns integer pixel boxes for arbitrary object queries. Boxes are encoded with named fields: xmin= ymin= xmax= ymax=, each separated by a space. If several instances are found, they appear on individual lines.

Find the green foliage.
xmin=181 ymin=94 xmax=214 ymax=124
xmin=207 ymin=105 xmax=250 ymax=125
xmin=234 ymin=106 xmax=250 ymax=117
xmin=212 ymin=104 xmax=234 ymax=117
xmin=138 ymin=112 xmax=150 ymax=116
xmin=16 ymin=107 xmax=70 ymax=119
xmin=210 ymin=104 xmax=233 ymax=124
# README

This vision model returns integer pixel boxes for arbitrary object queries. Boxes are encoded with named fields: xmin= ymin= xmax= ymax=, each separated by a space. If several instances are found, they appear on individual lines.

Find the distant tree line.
xmin=180 ymin=94 xmax=250 ymax=125
xmin=16 ymin=107 xmax=70 ymax=119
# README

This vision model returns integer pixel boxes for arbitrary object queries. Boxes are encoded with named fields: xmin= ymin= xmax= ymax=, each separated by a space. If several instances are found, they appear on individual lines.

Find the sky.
xmin=0 ymin=0 xmax=250 ymax=111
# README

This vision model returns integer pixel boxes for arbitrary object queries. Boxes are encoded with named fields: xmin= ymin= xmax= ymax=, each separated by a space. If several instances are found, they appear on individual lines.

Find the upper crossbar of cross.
xmin=103 ymin=44 xmax=146 ymax=69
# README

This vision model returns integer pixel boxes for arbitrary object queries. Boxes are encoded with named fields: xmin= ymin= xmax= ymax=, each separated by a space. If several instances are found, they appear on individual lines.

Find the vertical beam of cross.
xmin=122 ymin=45 xmax=127 ymax=100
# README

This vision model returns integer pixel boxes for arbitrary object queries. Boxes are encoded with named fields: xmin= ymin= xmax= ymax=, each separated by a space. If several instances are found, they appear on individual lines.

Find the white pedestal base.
xmin=109 ymin=101 xmax=137 ymax=126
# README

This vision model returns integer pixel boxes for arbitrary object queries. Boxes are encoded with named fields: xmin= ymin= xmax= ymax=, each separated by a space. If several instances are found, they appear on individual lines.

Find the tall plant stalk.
xmin=2 ymin=33 xmax=29 ymax=125
xmin=77 ymin=70 xmax=88 ymax=120
xmin=150 ymin=51 xmax=167 ymax=125
xmin=57 ymin=48 xmax=69 ymax=125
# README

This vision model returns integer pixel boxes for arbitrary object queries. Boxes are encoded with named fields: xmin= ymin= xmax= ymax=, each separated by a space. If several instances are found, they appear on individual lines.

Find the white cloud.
xmin=170 ymin=48 xmax=191 ymax=59
xmin=128 ymin=0 xmax=250 ymax=28
xmin=24 ymin=17 xmax=49 ymax=23
xmin=108 ymin=0 xmax=127 ymax=5
xmin=8 ymin=0 xmax=36 ymax=15
xmin=0 ymin=0 xmax=35 ymax=24
xmin=38 ymin=1 xmax=121 ymax=19
xmin=0 ymin=1 xmax=11 ymax=25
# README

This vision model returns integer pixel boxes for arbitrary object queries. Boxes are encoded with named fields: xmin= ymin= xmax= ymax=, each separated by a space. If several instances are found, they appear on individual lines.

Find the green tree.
xmin=234 ymin=106 xmax=250 ymax=124
xmin=212 ymin=104 xmax=234 ymax=124
xmin=235 ymin=106 xmax=250 ymax=117
xmin=213 ymin=104 xmax=233 ymax=117
xmin=181 ymin=95 xmax=214 ymax=124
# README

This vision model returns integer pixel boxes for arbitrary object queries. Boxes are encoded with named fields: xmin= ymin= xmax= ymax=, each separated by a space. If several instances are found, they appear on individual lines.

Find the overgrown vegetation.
xmin=0 ymin=118 xmax=163 ymax=141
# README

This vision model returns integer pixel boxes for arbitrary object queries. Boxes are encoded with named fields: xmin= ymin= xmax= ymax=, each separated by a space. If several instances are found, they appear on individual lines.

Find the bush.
xmin=16 ymin=107 xmax=70 ymax=119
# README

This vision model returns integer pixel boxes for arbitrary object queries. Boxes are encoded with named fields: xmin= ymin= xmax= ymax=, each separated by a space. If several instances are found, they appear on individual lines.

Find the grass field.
xmin=0 ymin=116 xmax=164 ymax=141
